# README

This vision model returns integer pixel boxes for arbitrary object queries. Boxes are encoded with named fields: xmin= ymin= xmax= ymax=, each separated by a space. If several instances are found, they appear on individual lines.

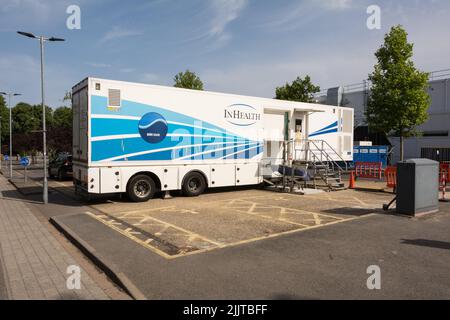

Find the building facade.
xmin=317 ymin=69 xmax=450 ymax=163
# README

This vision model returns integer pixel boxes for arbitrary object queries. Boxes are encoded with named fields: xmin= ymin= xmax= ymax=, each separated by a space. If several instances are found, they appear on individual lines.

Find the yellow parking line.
xmin=85 ymin=211 xmax=174 ymax=259
xmin=137 ymin=215 xmax=224 ymax=247
xmin=86 ymin=208 xmax=377 ymax=260
xmin=105 ymin=206 xmax=177 ymax=218
xmin=171 ymin=213 xmax=377 ymax=260
xmin=226 ymin=200 xmax=327 ymax=228
xmin=235 ymin=198 xmax=347 ymax=221
xmin=283 ymin=192 xmax=374 ymax=205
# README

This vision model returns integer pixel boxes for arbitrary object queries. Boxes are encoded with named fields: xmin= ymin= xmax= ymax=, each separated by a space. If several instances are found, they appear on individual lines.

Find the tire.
xmin=127 ymin=175 xmax=156 ymax=202
xmin=182 ymin=172 xmax=206 ymax=197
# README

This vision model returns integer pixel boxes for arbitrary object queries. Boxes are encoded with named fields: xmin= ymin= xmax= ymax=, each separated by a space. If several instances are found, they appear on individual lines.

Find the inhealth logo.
xmin=224 ymin=104 xmax=261 ymax=127
xmin=138 ymin=112 xmax=168 ymax=144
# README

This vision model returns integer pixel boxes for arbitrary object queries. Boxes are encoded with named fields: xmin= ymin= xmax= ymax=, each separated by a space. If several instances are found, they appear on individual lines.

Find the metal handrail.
xmin=319 ymin=140 xmax=349 ymax=172
xmin=311 ymin=144 xmax=340 ymax=173
xmin=306 ymin=140 xmax=348 ymax=173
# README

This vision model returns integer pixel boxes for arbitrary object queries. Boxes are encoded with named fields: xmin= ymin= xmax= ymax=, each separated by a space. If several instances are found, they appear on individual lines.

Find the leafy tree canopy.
xmin=173 ymin=70 xmax=204 ymax=90
xmin=53 ymin=106 xmax=72 ymax=129
xmin=12 ymin=103 xmax=54 ymax=134
xmin=275 ymin=75 xmax=320 ymax=103
xmin=366 ymin=25 xmax=430 ymax=139
xmin=0 ymin=95 xmax=9 ymax=143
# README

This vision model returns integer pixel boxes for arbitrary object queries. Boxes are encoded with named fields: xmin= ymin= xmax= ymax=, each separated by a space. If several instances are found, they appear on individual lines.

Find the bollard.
xmin=440 ymin=172 xmax=449 ymax=203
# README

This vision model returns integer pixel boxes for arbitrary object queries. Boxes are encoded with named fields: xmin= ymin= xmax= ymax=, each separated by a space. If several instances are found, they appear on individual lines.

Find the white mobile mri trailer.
xmin=72 ymin=78 xmax=353 ymax=201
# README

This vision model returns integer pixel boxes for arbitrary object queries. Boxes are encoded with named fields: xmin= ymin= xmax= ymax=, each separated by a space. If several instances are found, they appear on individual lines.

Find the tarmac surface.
xmin=53 ymin=207 xmax=450 ymax=299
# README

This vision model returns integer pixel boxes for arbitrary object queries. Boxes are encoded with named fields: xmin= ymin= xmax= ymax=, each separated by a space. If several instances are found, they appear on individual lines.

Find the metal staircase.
xmin=294 ymin=140 xmax=348 ymax=191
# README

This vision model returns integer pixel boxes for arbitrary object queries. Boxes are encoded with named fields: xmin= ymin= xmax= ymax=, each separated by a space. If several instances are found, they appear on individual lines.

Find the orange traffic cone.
xmin=349 ymin=171 xmax=356 ymax=189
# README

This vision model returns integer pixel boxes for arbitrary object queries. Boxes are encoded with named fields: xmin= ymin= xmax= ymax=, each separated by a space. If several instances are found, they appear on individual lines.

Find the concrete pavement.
xmin=0 ymin=174 xmax=109 ymax=299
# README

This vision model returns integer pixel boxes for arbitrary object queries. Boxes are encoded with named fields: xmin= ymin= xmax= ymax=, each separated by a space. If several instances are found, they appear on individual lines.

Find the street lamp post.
xmin=17 ymin=31 xmax=65 ymax=204
xmin=0 ymin=116 xmax=2 ymax=170
xmin=0 ymin=92 xmax=21 ymax=178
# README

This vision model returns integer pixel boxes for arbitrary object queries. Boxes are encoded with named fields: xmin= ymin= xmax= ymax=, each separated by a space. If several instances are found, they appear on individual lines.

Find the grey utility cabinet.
xmin=396 ymin=159 xmax=439 ymax=216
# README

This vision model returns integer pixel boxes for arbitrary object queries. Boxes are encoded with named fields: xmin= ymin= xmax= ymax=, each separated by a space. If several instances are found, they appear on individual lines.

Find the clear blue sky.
xmin=1 ymin=0 xmax=449 ymax=108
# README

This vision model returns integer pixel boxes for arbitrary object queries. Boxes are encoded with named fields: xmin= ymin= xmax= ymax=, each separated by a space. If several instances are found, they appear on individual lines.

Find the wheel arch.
xmin=181 ymin=169 xmax=209 ymax=189
xmin=126 ymin=171 xmax=162 ymax=191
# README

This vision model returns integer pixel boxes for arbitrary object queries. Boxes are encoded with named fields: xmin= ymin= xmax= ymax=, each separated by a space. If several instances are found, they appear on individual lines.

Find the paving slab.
xmin=0 ymin=175 xmax=109 ymax=300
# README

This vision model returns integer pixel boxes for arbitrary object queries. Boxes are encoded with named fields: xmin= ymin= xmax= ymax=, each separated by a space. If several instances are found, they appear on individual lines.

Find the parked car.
xmin=48 ymin=153 xmax=73 ymax=181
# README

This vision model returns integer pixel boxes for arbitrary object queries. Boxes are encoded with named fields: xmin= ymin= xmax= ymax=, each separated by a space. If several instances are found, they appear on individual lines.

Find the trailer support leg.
xmin=162 ymin=191 xmax=173 ymax=200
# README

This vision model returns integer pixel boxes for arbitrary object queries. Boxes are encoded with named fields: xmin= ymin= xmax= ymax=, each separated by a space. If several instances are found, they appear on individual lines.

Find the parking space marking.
xmin=134 ymin=215 xmax=225 ymax=247
xmin=86 ymin=209 xmax=225 ymax=257
xmin=352 ymin=196 xmax=368 ymax=206
xmin=220 ymin=198 xmax=346 ymax=227
xmin=107 ymin=208 xmax=224 ymax=247
xmin=115 ymin=206 xmax=177 ymax=218
xmin=288 ymin=192 xmax=385 ymax=208
xmin=84 ymin=192 xmax=381 ymax=260
xmin=86 ymin=211 xmax=175 ymax=259
xmin=87 ymin=210 xmax=375 ymax=260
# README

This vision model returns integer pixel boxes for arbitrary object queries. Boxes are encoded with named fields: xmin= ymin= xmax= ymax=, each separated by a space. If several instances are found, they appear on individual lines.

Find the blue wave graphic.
xmin=309 ymin=121 xmax=338 ymax=137
xmin=138 ymin=119 xmax=167 ymax=130
xmin=90 ymin=95 xmax=263 ymax=162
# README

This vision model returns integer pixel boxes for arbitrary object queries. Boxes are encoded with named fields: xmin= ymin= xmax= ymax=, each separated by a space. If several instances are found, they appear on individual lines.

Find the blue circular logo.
xmin=138 ymin=112 xmax=168 ymax=144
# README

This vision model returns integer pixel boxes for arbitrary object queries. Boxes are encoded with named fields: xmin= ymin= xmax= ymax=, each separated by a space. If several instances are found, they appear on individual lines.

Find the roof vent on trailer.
xmin=108 ymin=89 xmax=121 ymax=111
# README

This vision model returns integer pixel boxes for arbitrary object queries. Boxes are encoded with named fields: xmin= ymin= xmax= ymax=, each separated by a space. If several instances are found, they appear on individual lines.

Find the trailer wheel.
xmin=127 ymin=175 xmax=156 ymax=202
xmin=182 ymin=172 xmax=206 ymax=197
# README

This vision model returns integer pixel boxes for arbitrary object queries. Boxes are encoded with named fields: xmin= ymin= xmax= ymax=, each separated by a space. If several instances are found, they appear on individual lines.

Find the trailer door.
xmin=72 ymin=86 xmax=89 ymax=163
xmin=340 ymin=109 xmax=354 ymax=159
xmin=72 ymin=91 xmax=80 ymax=159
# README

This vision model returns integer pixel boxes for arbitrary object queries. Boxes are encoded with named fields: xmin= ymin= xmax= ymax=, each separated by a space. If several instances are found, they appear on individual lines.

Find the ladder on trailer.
xmin=265 ymin=139 xmax=349 ymax=193
xmin=293 ymin=140 xmax=348 ymax=191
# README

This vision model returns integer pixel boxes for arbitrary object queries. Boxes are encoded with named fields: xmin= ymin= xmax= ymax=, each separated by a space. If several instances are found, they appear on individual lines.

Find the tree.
xmin=53 ymin=106 xmax=72 ymax=129
xmin=275 ymin=75 xmax=320 ymax=103
xmin=173 ymin=70 xmax=204 ymax=90
xmin=366 ymin=25 xmax=430 ymax=161
xmin=11 ymin=103 xmax=54 ymax=134
xmin=32 ymin=104 xmax=54 ymax=129
xmin=63 ymin=91 xmax=72 ymax=107
xmin=0 ymin=95 xmax=9 ymax=146
xmin=12 ymin=103 xmax=40 ymax=134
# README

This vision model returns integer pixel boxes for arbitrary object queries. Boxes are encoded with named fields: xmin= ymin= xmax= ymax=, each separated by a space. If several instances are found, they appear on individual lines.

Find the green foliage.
xmin=173 ymin=70 xmax=204 ymax=90
xmin=11 ymin=103 xmax=54 ymax=134
xmin=53 ymin=106 xmax=72 ymax=129
xmin=275 ymin=75 xmax=320 ymax=103
xmin=1 ymin=99 xmax=73 ymax=154
xmin=366 ymin=25 xmax=430 ymax=139
xmin=12 ymin=103 xmax=39 ymax=134
xmin=0 ymin=95 xmax=9 ymax=143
